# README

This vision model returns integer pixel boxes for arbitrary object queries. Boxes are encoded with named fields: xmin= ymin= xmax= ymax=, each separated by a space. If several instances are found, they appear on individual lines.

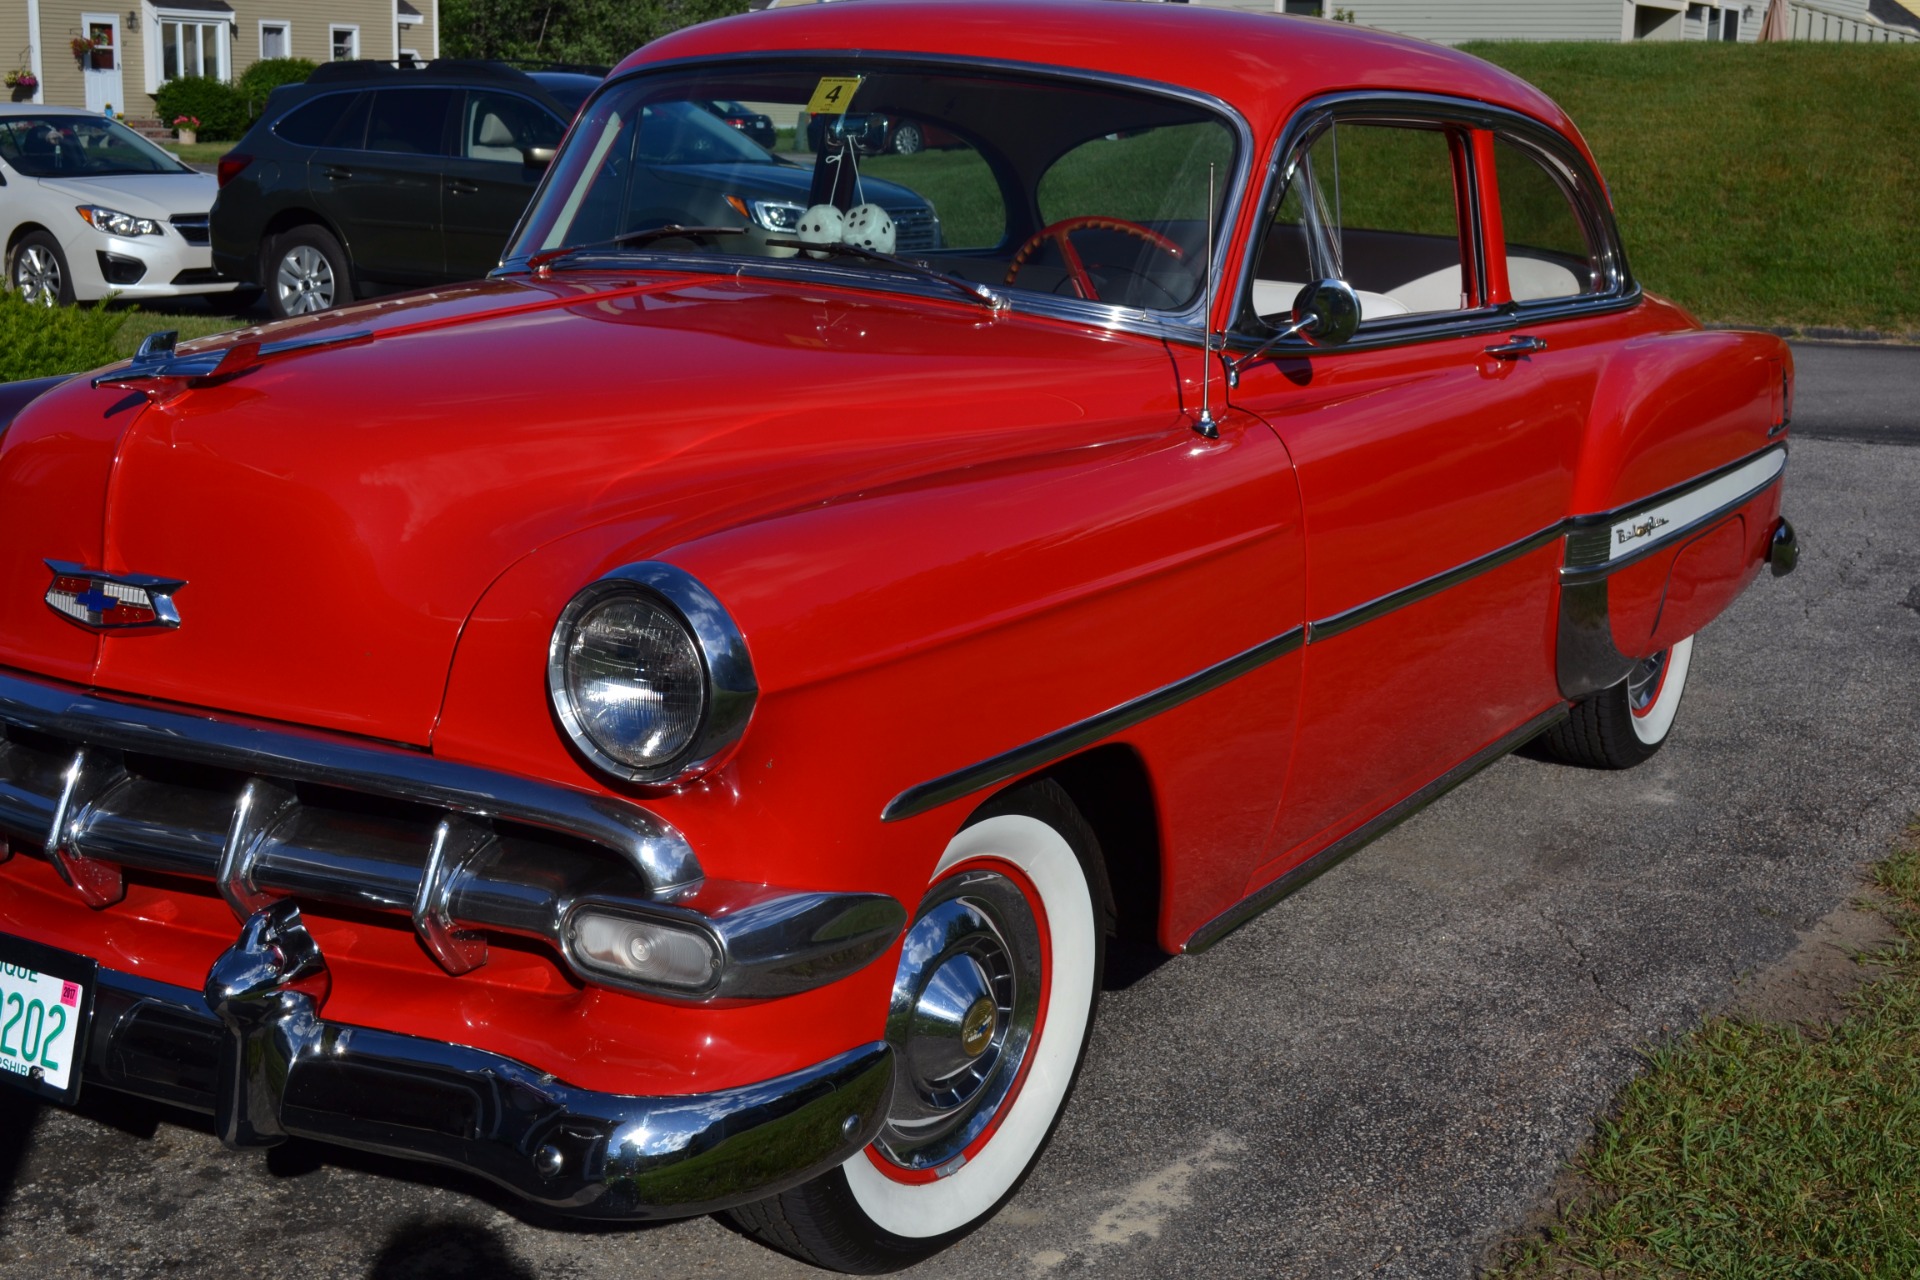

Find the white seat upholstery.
xmin=469 ymin=113 xmax=522 ymax=163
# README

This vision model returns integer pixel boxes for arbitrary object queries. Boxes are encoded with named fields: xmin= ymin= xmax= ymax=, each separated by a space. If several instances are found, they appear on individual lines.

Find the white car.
xmin=0 ymin=105 xmax=240 ymax=305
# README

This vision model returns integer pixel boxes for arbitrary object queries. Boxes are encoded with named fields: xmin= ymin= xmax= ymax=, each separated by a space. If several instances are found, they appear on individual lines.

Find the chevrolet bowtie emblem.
xmin=44 ymin=561 xmax=186 ymax=630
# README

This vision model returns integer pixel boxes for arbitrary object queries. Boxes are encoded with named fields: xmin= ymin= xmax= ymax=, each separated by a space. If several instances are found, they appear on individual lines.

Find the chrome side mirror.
xmin=1285 ymin=278 xmax=1361 ymax=347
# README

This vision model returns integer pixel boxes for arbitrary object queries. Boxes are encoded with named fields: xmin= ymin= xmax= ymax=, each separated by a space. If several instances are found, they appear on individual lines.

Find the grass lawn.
xmin=1496 ymin=824 xmax=1920 ymax=1276
xmin=163 ymin=141 xmax=234 ymax=166
xmin=1461 ymin=42 xmax=1920 ymax=334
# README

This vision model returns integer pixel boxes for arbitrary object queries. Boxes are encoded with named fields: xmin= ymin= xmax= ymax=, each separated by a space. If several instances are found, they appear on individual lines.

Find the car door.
xmin=441 ymin=89 xmax=566 ymax=281
xmin=1226 ymin=103 xmax=1607 ymax=884
xmin=310 ymin=86 xmax=454 ymax=284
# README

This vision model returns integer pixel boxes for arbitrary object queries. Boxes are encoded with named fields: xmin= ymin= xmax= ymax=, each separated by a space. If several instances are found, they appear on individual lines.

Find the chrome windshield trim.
xmin=496 ymin=51 xmax=1256 ymax=345
xmin=0 ymin=663 xmax=703 ymax=891
xmin=881 ymin=626 xmax=1304 ymax=823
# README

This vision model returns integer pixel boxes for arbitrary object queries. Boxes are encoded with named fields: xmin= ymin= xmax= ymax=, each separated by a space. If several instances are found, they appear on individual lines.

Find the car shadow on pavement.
xmin=368 ymin=1218 xmax=539 ymax=1280
xmin=0 ymin=1092 xmax=39 ymax=1211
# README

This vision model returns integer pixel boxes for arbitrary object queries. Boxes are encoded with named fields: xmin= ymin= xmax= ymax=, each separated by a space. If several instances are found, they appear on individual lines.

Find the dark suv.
xmin=211 ymin=61 xmax=600 ymax=319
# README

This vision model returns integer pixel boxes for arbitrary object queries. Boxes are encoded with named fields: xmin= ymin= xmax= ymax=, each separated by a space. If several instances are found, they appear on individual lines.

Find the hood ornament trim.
xmin=92 ymin=328 xmax=375 ymax=399
xmin=44 ymin=560 xmax=186 ymax=631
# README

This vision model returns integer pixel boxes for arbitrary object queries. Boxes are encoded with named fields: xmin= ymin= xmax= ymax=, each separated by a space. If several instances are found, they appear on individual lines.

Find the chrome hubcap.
xmin=876 ymin=869 xmax=1041 ymax=1174
xmin=14 ymin=245 xmax=60 ymax=305
xmin=1627 ymin=648 xmax=1670 ymax=714
xmin=275 ymin=245 xmax=336 ymax=315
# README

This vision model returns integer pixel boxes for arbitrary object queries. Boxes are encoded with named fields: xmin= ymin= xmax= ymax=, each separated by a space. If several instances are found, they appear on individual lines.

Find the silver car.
xmin=0 ymin=106 xmax=239 ymax=305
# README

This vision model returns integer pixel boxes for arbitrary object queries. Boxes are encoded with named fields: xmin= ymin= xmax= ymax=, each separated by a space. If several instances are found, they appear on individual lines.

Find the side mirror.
xmin=524 ymin=146 xmax=556 ymax=167
xmin=1286 ymin=278 xmax=1361 ymax=347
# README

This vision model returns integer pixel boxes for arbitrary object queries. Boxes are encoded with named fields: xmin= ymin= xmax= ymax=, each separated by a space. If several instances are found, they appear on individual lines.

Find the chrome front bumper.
xmin=81 ymin=902 xmax=894 ymax=1218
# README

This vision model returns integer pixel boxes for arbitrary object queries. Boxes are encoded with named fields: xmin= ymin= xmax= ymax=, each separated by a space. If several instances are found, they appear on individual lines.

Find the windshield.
xmin=510 ymin=63 xmax=1238 ymax=313
xmin=0 ymin=114 xmax=191 ymax=178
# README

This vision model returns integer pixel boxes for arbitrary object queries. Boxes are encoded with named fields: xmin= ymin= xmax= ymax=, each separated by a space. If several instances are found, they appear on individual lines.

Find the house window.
xmin=160 ymin=18 xmax=226 ymax=81
xmin=1282 ymin=0 xmax=1324 ymax=13
xmin=261 ymin=22 xmax=289 ymax=60
xmin=331 ymin=26 xmax=360 ymax=60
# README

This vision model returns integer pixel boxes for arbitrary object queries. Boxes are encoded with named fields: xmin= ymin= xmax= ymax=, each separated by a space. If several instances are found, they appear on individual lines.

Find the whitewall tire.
xmin=1542 ymin=635 xmax=1696 ymax=769
xmin=728 ymin=779 xmax=1105 ymax=1272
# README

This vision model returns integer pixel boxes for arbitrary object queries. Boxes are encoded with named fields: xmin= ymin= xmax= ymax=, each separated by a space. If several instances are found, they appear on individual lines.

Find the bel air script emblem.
xmin=44 ymin=561 xmax=186 ymax=630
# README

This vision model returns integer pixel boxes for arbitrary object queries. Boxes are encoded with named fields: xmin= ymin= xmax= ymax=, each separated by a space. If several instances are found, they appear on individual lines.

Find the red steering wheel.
xmin=1004 ymin=216 xmax=1185 ymax=302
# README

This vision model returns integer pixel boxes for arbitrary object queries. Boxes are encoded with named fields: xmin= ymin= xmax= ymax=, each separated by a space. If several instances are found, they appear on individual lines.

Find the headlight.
xmin=547 ymin=562 xmax=757 ymax=784
xmin=748 ymin=199 xmax=805 ymax=233
xmin=76 ymin=206 xmax=163 ymax=237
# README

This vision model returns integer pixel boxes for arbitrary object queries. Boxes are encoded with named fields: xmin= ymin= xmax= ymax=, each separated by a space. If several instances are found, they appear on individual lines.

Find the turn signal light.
xmin=569 ymin=909 xmax=721 ymax=994
xmin=216 ymin=153 xmax=253 ymax=188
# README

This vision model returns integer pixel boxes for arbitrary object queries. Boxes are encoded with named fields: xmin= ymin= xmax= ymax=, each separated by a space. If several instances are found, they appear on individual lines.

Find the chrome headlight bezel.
xmin=546 ymin=562 xmax=757 ymax=786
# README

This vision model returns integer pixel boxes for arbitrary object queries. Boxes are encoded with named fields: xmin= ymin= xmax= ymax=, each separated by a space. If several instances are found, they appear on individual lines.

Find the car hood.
xmin=41 ymin=170 xmax=219 ymax=217
xmin=0 ymin=272 xmax=1174 ymax=745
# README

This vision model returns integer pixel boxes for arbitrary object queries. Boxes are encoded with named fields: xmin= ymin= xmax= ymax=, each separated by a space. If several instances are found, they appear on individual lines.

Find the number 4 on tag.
xmin=807 ymin=76 xmax=863 ymax=115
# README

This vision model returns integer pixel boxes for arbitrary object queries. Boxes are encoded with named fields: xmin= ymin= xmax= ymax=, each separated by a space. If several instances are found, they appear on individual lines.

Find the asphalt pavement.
xmin=0 ymin=341 xmax=1916 ymax=1279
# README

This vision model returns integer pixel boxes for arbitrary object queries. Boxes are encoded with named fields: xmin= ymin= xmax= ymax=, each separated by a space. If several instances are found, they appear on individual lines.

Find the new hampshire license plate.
xmin=0 ymin=935 xmax=94 ymax=1104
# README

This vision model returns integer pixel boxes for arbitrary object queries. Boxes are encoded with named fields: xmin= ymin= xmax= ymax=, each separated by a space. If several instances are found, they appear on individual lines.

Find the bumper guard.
xmin=83 ymin=900 xmax=894 ymax=1218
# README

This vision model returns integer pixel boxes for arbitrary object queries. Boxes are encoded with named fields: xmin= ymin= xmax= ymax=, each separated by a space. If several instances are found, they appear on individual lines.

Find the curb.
xmin=1705 ymin=323 xmax=1920 ymax=346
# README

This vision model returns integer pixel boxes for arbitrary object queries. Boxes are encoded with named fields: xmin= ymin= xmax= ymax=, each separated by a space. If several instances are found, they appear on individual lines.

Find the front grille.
xmin=886 ymin=205 xmax=939 ymax=252
xmin=169 ymin=214 xmax=210 ymax=245
xmin=0 ymin=669 xmax=696 ymax=978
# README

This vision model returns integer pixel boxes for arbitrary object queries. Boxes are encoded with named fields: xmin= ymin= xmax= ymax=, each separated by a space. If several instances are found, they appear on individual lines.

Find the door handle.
xmin=1484 ymin=335 xmax=1548 ymax=359
xmin=322 ymin=166 xmax=352 ymax=181
xmin=449 ymin=180 xmax=479 ymax=195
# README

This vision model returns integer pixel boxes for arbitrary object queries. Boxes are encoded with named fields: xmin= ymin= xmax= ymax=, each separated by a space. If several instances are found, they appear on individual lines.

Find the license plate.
xmin=0 ymin=935 xmax=95 ymax=1105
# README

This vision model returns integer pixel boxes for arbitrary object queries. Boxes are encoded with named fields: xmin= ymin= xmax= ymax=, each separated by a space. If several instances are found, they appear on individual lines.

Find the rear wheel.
xmin=1541 ymin=635 xmax=1695 ymax=769
xmin=889 ymin=123 xmax=925 ymax=155
xmin=728 ymin=779 xmax=1105 ymax=1273
xmin=10 ymin=231 xmax=73 ymax=306
xmin=266 ymin=226 xmax=351 ymax=319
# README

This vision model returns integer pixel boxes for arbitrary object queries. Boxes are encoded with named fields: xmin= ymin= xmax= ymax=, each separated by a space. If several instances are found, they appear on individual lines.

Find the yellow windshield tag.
xmin=807 ymin=77 xmax=863 ymax=115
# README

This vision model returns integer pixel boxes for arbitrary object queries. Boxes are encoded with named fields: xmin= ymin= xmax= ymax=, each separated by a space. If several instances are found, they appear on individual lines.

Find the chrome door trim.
xmin=1183 ymin=703 xmax=1569 ymax=952
xmin=880 ymin=625 xmax=1306 ymax=823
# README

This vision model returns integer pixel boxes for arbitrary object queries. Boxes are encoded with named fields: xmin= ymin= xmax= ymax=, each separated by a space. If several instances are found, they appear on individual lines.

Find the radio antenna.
xmin=1194 ymin=163 xmax=1220 ymax=440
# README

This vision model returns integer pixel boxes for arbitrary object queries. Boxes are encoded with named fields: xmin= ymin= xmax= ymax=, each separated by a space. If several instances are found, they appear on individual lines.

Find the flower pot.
xmin=9 ymin=84 xmax=31 ymax=103
xmin=176 ymin=127 xmax=197 ymax=145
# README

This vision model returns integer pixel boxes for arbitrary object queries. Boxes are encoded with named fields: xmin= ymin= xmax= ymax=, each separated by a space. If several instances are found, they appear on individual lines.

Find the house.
xmin=1246 ymin=0 xmax=1920 ymax=42
xmin=6 ymin=0 xmax=441 ymax=114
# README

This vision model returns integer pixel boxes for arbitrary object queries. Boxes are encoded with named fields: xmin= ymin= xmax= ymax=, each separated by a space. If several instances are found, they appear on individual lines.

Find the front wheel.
xmin=1540 ymin=635 xmax=1695 ymax=769
xmin=889 ymin=122 xmax=925 ymax=155
xmin=10 ymin=231 xmax=74 ymax=306
xmin=729 ymin=779 xmax=1106 ymax=1272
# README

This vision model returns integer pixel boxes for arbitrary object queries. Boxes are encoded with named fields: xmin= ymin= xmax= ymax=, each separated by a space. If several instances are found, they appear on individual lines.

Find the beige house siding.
xmin=17 ymin=0 xmax=419 ymax=112
xmin=1342 ymin=0 xmax=1627 ymax=43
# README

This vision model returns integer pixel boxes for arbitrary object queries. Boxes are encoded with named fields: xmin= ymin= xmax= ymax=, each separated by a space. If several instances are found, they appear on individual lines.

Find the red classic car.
xmin=0 ymin=1 xmax=1795 ymax=1272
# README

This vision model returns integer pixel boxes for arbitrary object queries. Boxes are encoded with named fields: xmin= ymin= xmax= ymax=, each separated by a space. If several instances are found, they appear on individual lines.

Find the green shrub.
xmin=237 ymin=57 xmax=316 ymax=121
xmin=0 ymin=290 xmax=127 ymax=381
xmin=152 ymin=76 xmax=247 ymax=141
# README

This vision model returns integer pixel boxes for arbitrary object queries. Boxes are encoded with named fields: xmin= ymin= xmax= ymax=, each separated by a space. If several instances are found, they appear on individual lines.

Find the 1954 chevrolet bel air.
xmin=0 ymin=2 xmax=1796 ymax=1270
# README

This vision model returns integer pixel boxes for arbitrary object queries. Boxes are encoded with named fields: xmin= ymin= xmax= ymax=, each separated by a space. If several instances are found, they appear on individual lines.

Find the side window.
xmin=276 ymin=92 xmax=368 ymax=149
xmin=1249 ymin=120 xmax=1470 ymax=326
xmin=862 ymin=138 xmax=1005 ymax=251
xmin=1494 ymin=137 xmax=1602 ymax=302
xmin=365 ymin=88 xmax=454 ymax=156
xmin=463 ymin=91 xmax=563 ymax=164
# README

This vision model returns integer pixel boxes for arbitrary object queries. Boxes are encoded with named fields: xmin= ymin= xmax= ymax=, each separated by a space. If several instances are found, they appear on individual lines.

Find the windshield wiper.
xmin=763 ymin=238 xmax=1007 ymax=311
xmin=525 ymin=225 xmax=747 ymax=273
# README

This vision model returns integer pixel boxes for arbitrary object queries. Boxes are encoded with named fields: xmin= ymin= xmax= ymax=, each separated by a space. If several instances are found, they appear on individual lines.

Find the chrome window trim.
xmin=884 ymin=443 xmax=1788 ymax=822
xmin=494 ymin=51 xmax=1256 ymax=347
xmin=1225 ymin=90 xmax=1638 ymax=360
xmin=547 ymin=560 xmax=759 ymax=788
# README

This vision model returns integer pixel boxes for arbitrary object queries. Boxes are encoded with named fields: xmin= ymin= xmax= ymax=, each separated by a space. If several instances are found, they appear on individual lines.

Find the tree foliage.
xmin=441 ymin=0 xmax=748 ymax=67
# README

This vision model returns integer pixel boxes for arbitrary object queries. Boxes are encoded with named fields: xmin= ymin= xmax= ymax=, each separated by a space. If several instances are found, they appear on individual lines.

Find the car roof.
xmin=0 ymin=105 xmax=106 ymax=118
xmin=626 ymin=0 xmax=1582 ymax=152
